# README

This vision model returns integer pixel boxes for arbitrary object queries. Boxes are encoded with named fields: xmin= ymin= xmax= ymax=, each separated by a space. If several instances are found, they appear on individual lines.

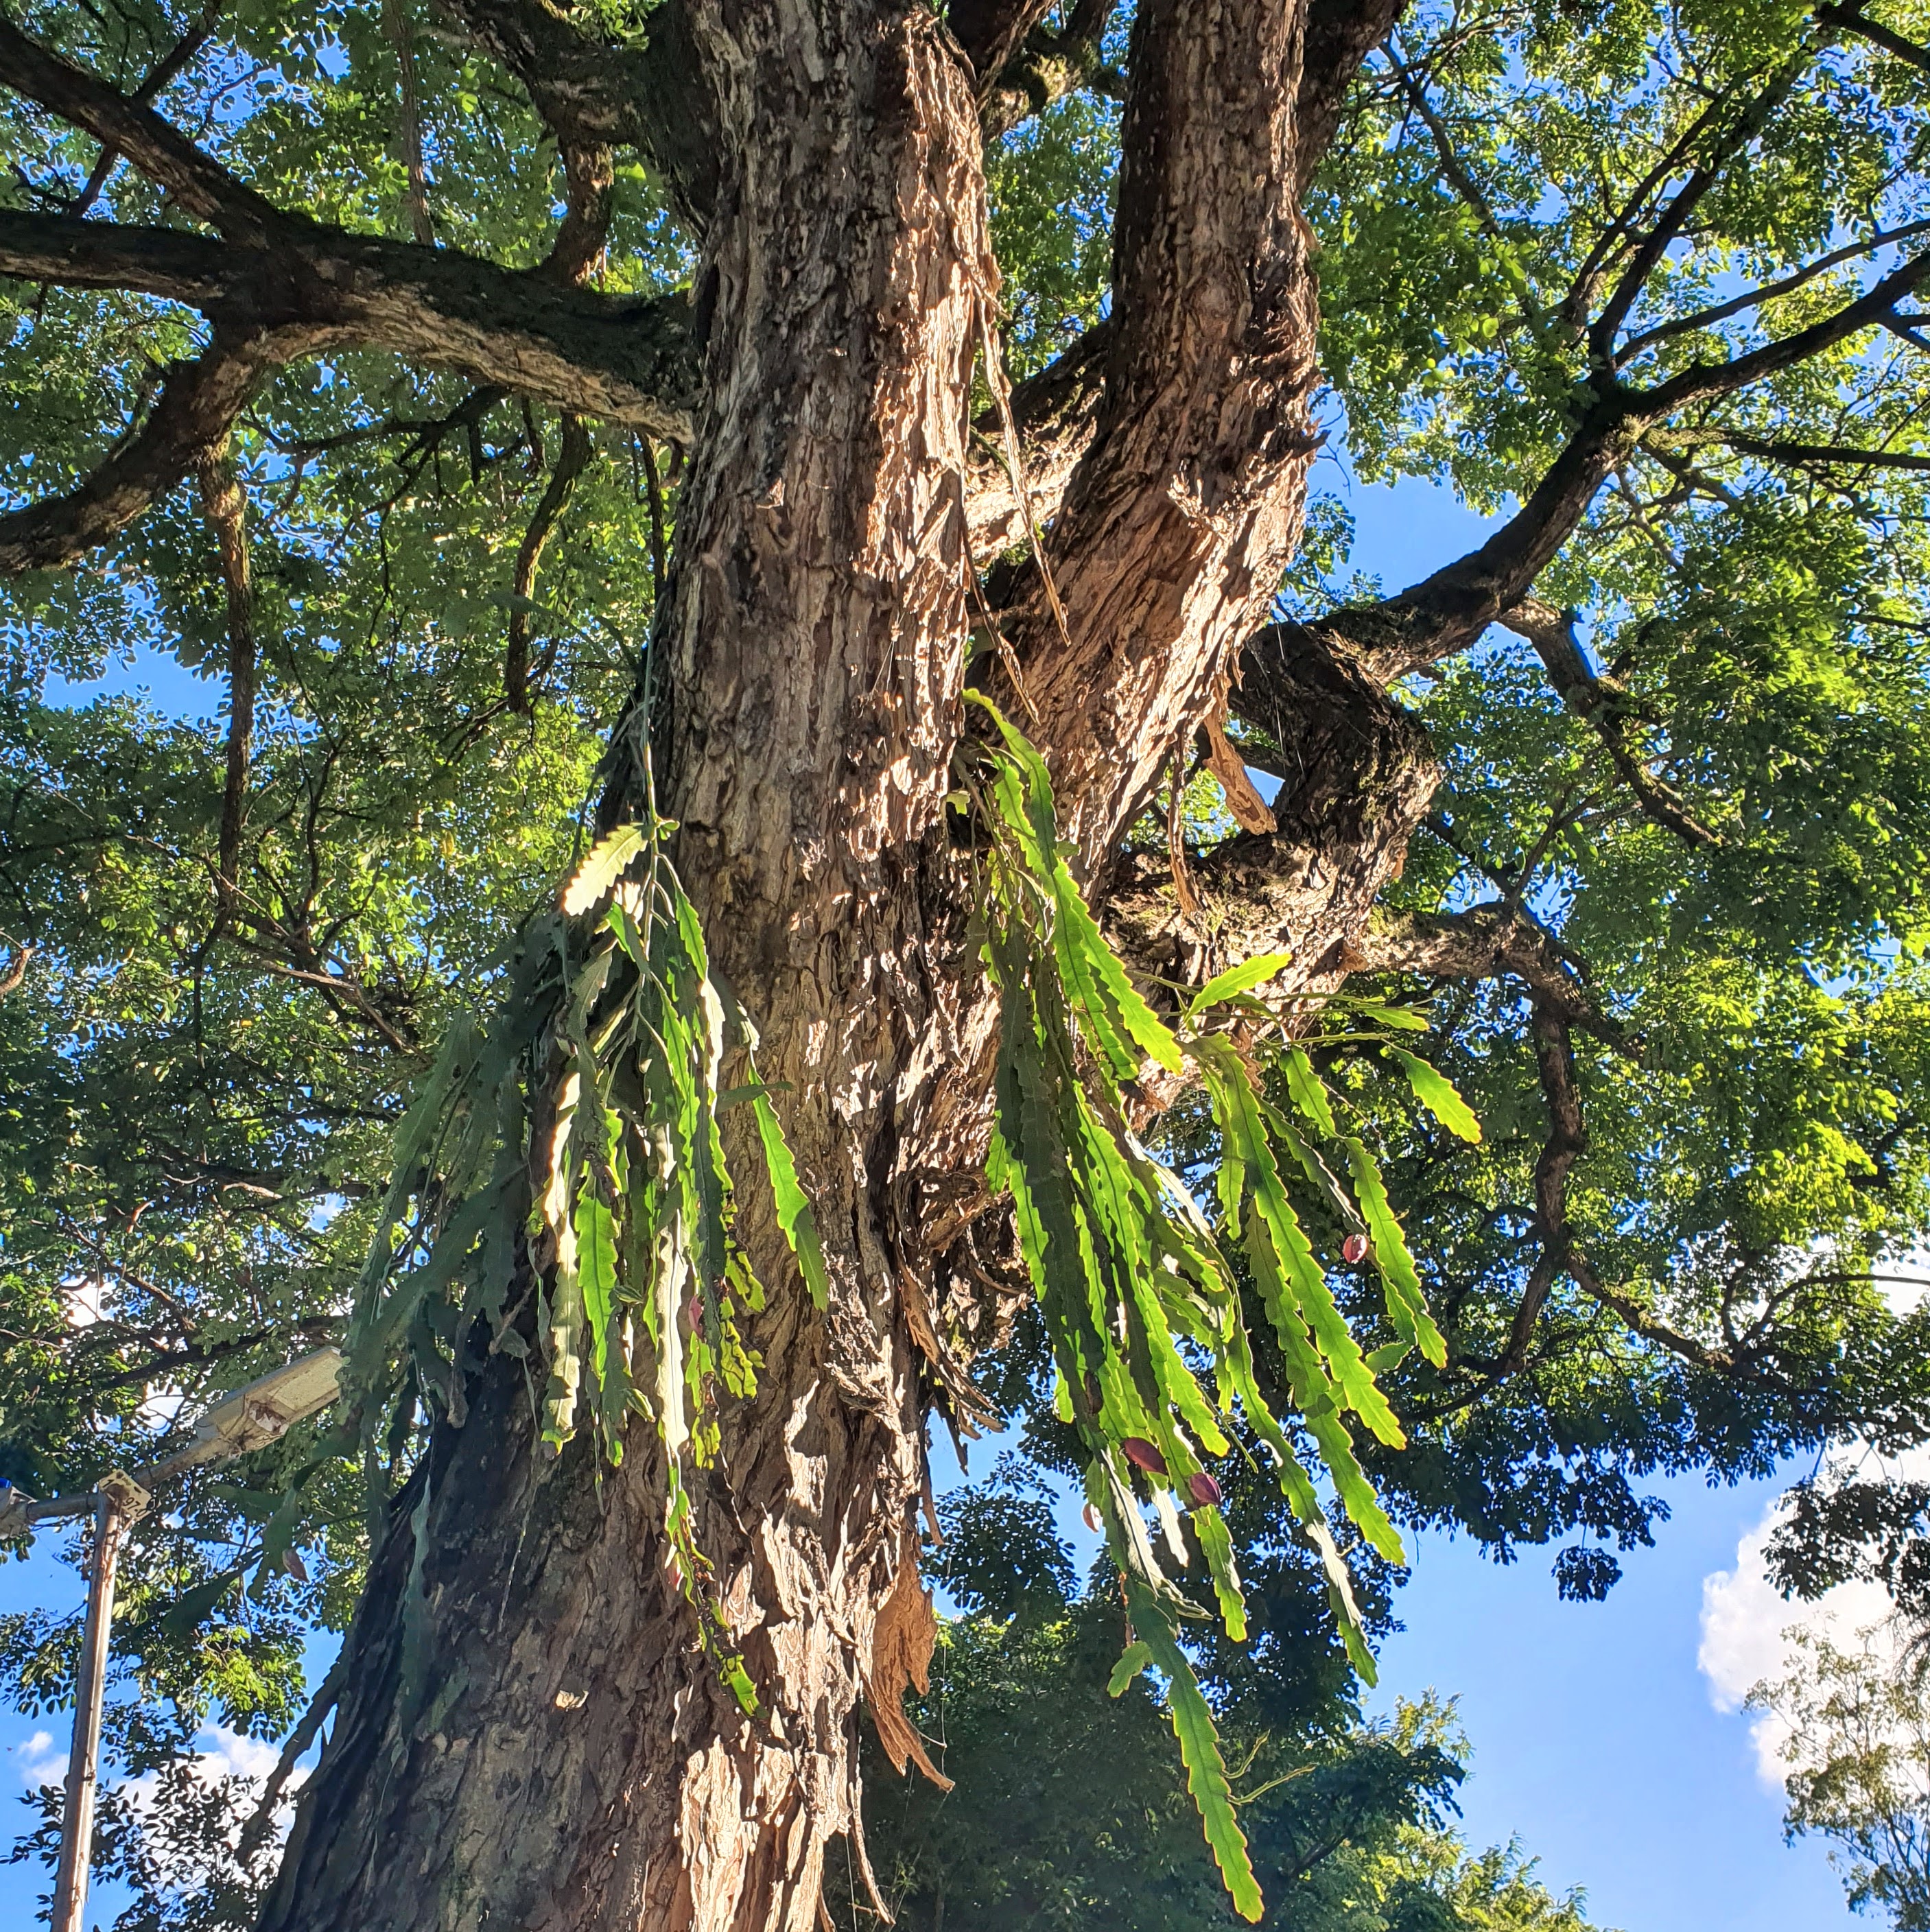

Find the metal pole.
xmin=50 ymin=1491 xmax=123 ymax=1932
xmin=7 ymin=1351 xmax=340 ymax=1929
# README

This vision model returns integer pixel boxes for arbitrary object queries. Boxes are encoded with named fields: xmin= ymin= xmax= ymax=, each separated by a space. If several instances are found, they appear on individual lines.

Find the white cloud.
xmin=14 ymin=1728 xmax=66 ymax=1787
xmin=1699 ymin=1507 xmax=1895 ymax=1785
xmin=1701 ymin=1444 xmax=1930 ymax=1788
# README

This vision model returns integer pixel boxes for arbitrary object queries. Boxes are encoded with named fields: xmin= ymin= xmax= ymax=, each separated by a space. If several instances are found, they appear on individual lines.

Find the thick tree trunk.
xmin=257 ymin=1 xmax=1362 ymax=1927
xmin=261 ymin=5 xmax=989 ymax=1927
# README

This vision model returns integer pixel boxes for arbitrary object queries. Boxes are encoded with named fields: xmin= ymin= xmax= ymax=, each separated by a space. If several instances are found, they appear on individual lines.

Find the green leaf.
xmin=1280 ymin=1047 xmax=1338 ymax=1138
xmin=752 ymin=1090 xmax=830 ymax=1308
xmin=1107 ymin=1639 xmax=1155 ymax=1697
xmin=1344 ymin=1136 xmax=1448 ymax=1368
xmin=560 ymin=824 xmax=646 ymax=916
xmin=1188 ymin=951 xmax=1294 ymax=1018
xmin=574 ymin=1176 xmax=620 ymax=1382
xmin=1130 ymin=1582 xmax=1264 ymax=1922
xmin=1346 ymin=998 xmax=1428 ymax=1032
xmin=722 ymin=1655 xmax=760 ymax=1716
xmin=1385 ymin=1046 xmax=1483 ymax=1143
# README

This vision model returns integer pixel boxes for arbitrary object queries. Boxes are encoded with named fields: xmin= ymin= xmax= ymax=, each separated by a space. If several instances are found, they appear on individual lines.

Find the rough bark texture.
xmin=1007 ymin=0 xmax=1321 ymax=866
xmin=260 ymin=0 xmax=1371 ymax=1922
xmin=259 ymin=3 xmax=993 ymax=1927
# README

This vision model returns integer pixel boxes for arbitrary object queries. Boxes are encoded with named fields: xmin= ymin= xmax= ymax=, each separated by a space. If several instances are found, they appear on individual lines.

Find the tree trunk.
xmin=257 ymin=1 xmax=1362 ymax=1927
xmin=261 ymin=5 xmax=988 ymax=1927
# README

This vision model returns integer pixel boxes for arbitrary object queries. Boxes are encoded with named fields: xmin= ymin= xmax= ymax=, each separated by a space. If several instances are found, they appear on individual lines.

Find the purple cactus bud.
xmin=1120 ymin=1436 xmax=1167 ymax=1476
xmin=1187 ymin=1471 xmax=1223 ymax=1510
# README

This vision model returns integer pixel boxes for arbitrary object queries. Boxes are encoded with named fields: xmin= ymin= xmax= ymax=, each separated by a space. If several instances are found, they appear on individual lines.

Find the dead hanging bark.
xmin=194 ymin=448 xmax=255 ymax=908
xmin=504 ymin=412 xmax=591 ymax=713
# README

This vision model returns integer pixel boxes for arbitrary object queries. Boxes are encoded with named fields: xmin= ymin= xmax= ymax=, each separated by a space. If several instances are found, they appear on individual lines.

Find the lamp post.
xmin=2 ymin=1348 xmax=344 ymax=1932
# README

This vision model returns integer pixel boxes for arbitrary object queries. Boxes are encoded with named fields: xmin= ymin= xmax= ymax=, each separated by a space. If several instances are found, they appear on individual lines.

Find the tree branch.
xmin=1498 ymin=1002 xmax=1588 ymax=1374
xmin=1348 ymin=904 xmax=1630 ymax=1046
xmin=1296 ymin=1 xmax=1408 ymax=194
xmin=386 ymin=0 xmax=436 ymax=246
xmin=0 ymin=209 xmax=696 ymax=432
xmin=541 ymin=144 xmax=615 ymax=285
xmin=0 ymin=325 xmax=283 ymax=576
xmin=977 ymin=0 xmax=1125 ymax=143
xmin=0 ymin=205 xmax=698 ymax=572
xmin=0 ymin=16 xmax=279 ymax=241
xmin=962 ymin=320 xmax=1111 ymax=553
xmin=1588 ymin=58 xmax=1804 ymax=362
xmin=68 ymin=0 xmax=224 ymax=220
xmin=1817 ymin=1 xmax=1930 ymax=75
xmin=194 ymin=448 xmax=257 ymax=901
xmin=1105 ymin=626 xmax=1439 ymax=1004
xmin=1291 ymin=232 xmax=1930 ymax=683
xmin=434 ymin=0 xmax=721 ymax=230
xmin=1617 ymin=216 xmax=1930 ymax=364
xmin=505 ymin=412 xmax=592 ymax=711
xmin=953 ymin=0 xmax=1065 ymax=101
xmin=1715 ymin=430 xmax=1930 ymax=472
xmin=1001 ymin=0 xmax=1326 ymax=862
xmin=1497 ymin=597 xmax=1719 ymax=847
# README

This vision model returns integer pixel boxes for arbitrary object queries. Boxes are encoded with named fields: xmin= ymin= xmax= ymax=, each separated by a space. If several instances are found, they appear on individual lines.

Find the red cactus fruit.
xmin=1081 ymin=1502 xmax=1103 ymax=1534
xmin=1120 ymin=1436 xmax=1167 ymax=1476
xmin=1342 ymin=1232 xmax=1369 ymax=1264
xmin=1186 ymin=1471 xmax=1223 ymax=1509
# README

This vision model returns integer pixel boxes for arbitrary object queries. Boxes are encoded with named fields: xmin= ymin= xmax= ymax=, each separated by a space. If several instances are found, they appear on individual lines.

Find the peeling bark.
xmin=262 ymin=3 xmax=993 ymax=1924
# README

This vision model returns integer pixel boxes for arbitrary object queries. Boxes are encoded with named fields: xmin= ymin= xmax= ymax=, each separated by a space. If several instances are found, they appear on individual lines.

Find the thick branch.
xmin=1818 ymin=1 xmax=1930 ymax=74
xmin=194 ymin=450 xmax=257 ymax=897
xmin=434 ymin=0 xmax=720 ymax=230
xmin=505 ymin=412 xmax=593 ymax=711
xmin=0 ymin=18 xmax=278 ymax=241
xmin=1296 ymin=0 xmax=1407 ymax=193
xmin=0 ymin=211 xmax=696 ymax=435
xmin=1106 ymin=626 xmax=1439 ymax=1003
xmin=1007 ymin=0 xmax=1323 ymax=862
xmin=1716 ymin=430 xmax=1930 ymax=471
xmin=386 ymin=0 xmax=436 ymax=246
xmin=0 ymin=207 xmax=697 ymax=572
xmin=1349 ymin=904 xmax=1629 ymax=1046
xmin=1499 ymin=1002 xmax=1588 ymax=1374
xmin=0 ymin=326 xmax=284 ymax=576
xmin=963 ymin=320 xmax=1110 ymax=554
xmin=541 ymin=145 xmax=615 ymax=285
xmin=977 ymin=0 xmax=1125 ymax=143
xmin=953 ymin=0 xmax=1063 ymax=99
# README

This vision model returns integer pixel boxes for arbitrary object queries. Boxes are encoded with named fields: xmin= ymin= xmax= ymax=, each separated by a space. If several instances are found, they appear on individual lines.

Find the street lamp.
xmin=0 ymin=1348 xmax=343 ymax=1932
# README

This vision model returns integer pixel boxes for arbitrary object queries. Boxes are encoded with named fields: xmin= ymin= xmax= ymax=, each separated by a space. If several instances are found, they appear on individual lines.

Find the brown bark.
xmin=260 ymin=2 xmax=993 ymax=1925
xmin=1004 ymin=0 xmax=1323 ymax=863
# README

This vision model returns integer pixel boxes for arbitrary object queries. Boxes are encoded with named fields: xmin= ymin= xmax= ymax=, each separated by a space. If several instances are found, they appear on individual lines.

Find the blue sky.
xmin=0 ymin=473 xmax=1878 ymax=1929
